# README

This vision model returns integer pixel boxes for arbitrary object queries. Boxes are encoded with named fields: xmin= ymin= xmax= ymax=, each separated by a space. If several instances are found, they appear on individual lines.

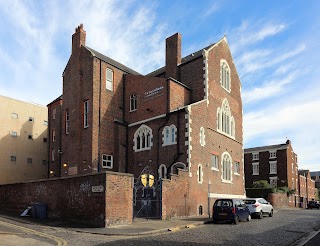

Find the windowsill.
xmin=252 ymin=173 xmax=259 ymax=176
xmin=84 ymin=126 xmax=89 ymax=129
xmin=234 ymin=173 xmax=240 ymax=176
xmin=222 ymin=179 xmax=232 ymax=184
xmin=221 ymin=86 xmax=231 ymax=93
xmin=129 ymin=109 xmax=137 ymax=113
xmin=211 ymin=167 xmax=219 ymax=171
xmin=269 ymin=172 xmax=277 ymax=175
xmin=162 ymin=142 xmax=177 ymax=147
xmin=135 ymin=147 xmax=152 ymax=152
xmin=217 ymin=129 xmax=235 ymax=140
xmin=102 ymin=166 xmax=113 ymax=169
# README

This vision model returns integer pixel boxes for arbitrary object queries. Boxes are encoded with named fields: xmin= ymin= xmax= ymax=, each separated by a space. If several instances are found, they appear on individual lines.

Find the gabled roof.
xmin=47 ymin=95 xmax=63 ymax=106
xmin=244 ymin=143 xmax=288 ymax=153
xmin=84 ymin=46 xmax=140 ymax=75
xmin=146 ymin=43 xmax=216 ymax=77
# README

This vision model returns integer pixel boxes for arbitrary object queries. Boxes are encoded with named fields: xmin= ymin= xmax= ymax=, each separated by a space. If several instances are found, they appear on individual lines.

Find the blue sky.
xmin=0 ymin=0 xmax=319 ymax=171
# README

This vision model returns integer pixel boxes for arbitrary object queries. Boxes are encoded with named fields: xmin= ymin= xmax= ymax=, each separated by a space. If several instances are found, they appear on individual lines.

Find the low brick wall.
xmin=268 ymin=193 xmax=288 ymax=208
xmin=162 ymin=169 xmax=189 ymax=220
xmin=0 ymin=171 xmax=133 ymax=227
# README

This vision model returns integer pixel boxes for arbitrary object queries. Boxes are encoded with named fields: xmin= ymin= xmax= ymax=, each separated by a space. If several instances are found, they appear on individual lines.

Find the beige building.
xmin=0 ymin=95 xmax=48 ymax=184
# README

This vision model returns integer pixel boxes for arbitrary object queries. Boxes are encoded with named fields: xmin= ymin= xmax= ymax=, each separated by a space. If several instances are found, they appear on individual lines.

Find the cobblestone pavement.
xmin=1 ymin=208 xmax=320 ymax=245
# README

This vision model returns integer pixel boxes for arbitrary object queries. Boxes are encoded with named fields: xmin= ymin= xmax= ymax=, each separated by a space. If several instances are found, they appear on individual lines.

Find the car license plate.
xmin=219 ymin=213 xmax=227 ymax=216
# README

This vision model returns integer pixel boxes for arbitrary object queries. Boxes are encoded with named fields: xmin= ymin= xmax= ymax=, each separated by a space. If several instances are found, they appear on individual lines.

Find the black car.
xmin=307 ymin=201 xmax=320 ymax=209
xmin=212 ymin=198 xmax=251 ymax=224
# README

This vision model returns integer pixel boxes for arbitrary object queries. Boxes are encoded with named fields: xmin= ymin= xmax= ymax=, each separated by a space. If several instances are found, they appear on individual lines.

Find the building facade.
xmin=0 ymin=95 xmax=48 ymax=184
xmin=298 ymin=170 xmax=316 ymax=207
xmin=48 ymin=24 xmax=245 ymax=217
xmin=244 ymin=140 xmax=300 ymax=207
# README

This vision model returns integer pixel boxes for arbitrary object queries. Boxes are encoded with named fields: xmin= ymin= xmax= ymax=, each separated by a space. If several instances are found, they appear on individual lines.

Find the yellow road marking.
xmin=0 ymin=220 xmax=68 ymax=245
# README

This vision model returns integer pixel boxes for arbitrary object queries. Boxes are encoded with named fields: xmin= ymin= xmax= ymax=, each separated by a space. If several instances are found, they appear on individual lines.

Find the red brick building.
xmin=244 ymin=140 xmax=304 ymax=207
xmin=48 ymin=24 xmax=245 ymax=218
xmin=299 ymin=170 xmax=316 ymax=207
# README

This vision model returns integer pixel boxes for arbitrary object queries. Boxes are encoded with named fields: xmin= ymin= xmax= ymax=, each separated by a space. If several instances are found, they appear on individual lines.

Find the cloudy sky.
xmin=0 ymin=0 xmax=319 ymax=171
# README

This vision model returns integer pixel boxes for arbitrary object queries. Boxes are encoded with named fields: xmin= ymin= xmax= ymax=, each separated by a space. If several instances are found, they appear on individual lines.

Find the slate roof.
xmin=85 ymin=46 xmax=141 ymax=75
xmin=244 ymin=143 xmax=288 ymax=153
xmin=147 ymin=43 xmax=216 ymax=77
xmin=47 ymin=95 xmax=63 ymax=106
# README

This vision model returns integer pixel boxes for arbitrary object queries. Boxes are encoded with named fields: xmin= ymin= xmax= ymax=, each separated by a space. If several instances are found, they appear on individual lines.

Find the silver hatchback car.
xmin=243 ymin=198 xmax=274 ymax=219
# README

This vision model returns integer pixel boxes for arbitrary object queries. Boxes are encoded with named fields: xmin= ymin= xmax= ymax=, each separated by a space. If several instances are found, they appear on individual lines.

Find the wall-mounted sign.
xmin=92 ymin=185 xmax=104 ymax=193
xmin=143 ymin=86 xmax=164 ymax=100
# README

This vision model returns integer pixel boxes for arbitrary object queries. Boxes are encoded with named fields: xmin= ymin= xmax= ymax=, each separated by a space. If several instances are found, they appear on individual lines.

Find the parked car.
xmin=212 ymin=198 xmax=251 ymax=224
xmin=307 ymin=201 xmax=320 ymax=209
xmin=243 ymin=198 xmax=274 ymax=219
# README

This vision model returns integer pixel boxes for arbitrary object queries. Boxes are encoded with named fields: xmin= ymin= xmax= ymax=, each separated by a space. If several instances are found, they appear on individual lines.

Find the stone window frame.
xmin=197 ymin=164 xmax=203 ymax=184
xmin=162 ymin=125 xmax=177 ymax=146
xmin=200 ymin=127 xmax=205 ymax=146
xmin=269 ymin=151 xmax=276 ymax=159
xmin=211 ymin=154 xmax=219 ymax=171
xmin=52 ymin=129 xmax=56 ymax=142
xmin=220 ymin=59 xmax=231 ymax=92
xmin=221 ymin=152 xmax=232 ymax=183
xmin=158 ymin=164 xmax=167 ymax=179
xmin=134 ymin=124 xmax=153 ymax=152
xmin=234 ymin=161 xmax=240 ymax=175
xmin=252 ymin=152 xmax=259 ymax=160
xmin=83 ymin=100 xmax=89 ymax=128
xmin=217 ymin=98 xmax=235 ymax=139
xmin=11 ymin=113 xmax=18 ymax=119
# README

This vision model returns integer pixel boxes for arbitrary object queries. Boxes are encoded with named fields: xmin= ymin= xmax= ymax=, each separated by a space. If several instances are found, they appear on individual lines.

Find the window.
xmin=234 ymin=161 xmax=240 ymax=175
xmin=43 ymin=138 xmax=47 ymax=143
xmin=52 ymin=130 xmax=55 ymax=142
xmin=12 ymin=113 xmax=18 ymax=119
xmin=102 ymin=154 xmax=113 ymax=169
xmin=28 ymin=135 xmax=33 ymax=140
xmin=211 ymin=155 xmax=219 ymax=170
xmin=130 ymin=94 xmax=137 ymax=111
xmin=84 ymin=100 xmax=89 ymax=128
xmin=51 ymin=149 xmax=55 ymax=161
xmin=222 ymin=152 xmax=232 ymax=182
xmin=11 ymin=156 xmax=16 ymax=162
xmin=162 ymin=125 xmax=177 ymax=146
xmin=29 ymin=117 xmax=34 ymax=122
xmin=292 ymin=163 xmax=294 ymax=173
xmin=134 ymin=124 xmax=153 ymax=152
xmin=65 ymin=110 xmax=69 ymax=134
xmin=269 ymin=161 xmax=277 ymax=174
xmin=43 ymin=120 xmax=48 ymax=126
xmin=52 ymin=107 xmax=56 ymax=120
xmin=10 ymin=131 xmax=17 ymax=137
xmin=217 ymin=99 xmax=235 ymax=138
xmin=197 ymin=164 xmax=203 ymax=183
xmin=292 ymin=178 xmax=295 ymax=189
xmin=252 ymin=162 xmax=259 ymax=175
xmin=42 ymin=160 xmax=47 ymax=165
xmin=27 ymin=158 xmax=32 ymax=164
xmin=220 ymin=60 xmax=231 ymax=92
xmin=200 ymin=127 xmax=205 ymax=146
xmin=270 ymin=177 xmax=277 ymax=188
xmin=252 ymin=152 xmax=259 ymax=160
xmin=158 ymin=164 xmax=167 ymax=179
xmin=106 ymin=68 xmax=113 ymax=91
xmin=269 ymin=151 xmax=276 ymax=158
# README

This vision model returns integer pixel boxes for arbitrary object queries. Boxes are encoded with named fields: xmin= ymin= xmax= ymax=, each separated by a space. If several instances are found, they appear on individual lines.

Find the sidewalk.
xmin=0 ymin=210 xmax=210 ymax=236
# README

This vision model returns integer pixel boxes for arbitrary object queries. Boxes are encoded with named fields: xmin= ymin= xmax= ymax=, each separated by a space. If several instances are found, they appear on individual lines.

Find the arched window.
xmin=134 ymin=124 xmax=153 ymax=152
xmin=200 ymin=127 xmax=205 ymax=146
xmin=220 ymin=60 xmax=231 ymax=92
xmin=221 ymin=152 xmax=232 ymax=182
xmin=162 ymin=125 xmax=177 ymax=146
xmin=217 ymin=99 xmax=235 ymax=138
xmin=197 ymin=164 xmax=203 ymax=184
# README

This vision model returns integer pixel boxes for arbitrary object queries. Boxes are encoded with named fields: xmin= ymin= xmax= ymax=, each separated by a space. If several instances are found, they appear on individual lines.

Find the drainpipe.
xmin=97 ymin=58 xmax=102 ymax=173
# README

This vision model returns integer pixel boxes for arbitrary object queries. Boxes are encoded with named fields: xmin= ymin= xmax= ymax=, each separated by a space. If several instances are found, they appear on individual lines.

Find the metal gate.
xmin=133 ymin=166 xmax=162 ymax=219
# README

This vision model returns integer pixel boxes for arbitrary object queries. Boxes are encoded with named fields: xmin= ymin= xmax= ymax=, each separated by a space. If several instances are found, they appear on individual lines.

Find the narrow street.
xmin=0 ymin=209 xmax=320 ymax=245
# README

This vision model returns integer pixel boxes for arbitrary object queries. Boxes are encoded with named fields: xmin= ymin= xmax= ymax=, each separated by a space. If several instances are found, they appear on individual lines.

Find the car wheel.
xmin=258 ymin=211 xmax=263 ymax=219
xmin=247 ymin=214 xmax=251 ymax=221
xmin=269 ymin=209 xmax=273 ymax=217
xmin=233 ymin=216 xmax=239 ymax=225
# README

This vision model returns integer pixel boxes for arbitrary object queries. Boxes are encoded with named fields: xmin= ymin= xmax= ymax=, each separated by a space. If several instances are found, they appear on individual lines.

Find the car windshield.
xmin=215 ymin=200 xmax=232 ymax=207
xmin=244 ymin=200 xmax=256 ymax=204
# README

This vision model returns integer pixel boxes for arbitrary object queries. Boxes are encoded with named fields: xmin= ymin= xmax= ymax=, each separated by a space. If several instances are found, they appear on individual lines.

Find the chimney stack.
xmin=72 ymin=24 xmax=86 ymax=54
xmin=165 ymin=33 xmax=181 ymax=80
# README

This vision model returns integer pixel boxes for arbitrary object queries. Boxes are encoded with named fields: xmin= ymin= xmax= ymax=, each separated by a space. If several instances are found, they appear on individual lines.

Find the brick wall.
xmin=162 ymin=169 xmax=189 ymax=219
xmin=268 ymin=193 xmax=288 ymax=208
xmin=0 ymin=172 xmax=133 ymax=227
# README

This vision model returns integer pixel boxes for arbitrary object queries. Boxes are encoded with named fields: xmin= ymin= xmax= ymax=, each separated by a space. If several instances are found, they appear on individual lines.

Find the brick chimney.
xmin=165 ymin=33 xmax=181 ymax=80
xmin=72 ymin=24 xmax=86 ymax=54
